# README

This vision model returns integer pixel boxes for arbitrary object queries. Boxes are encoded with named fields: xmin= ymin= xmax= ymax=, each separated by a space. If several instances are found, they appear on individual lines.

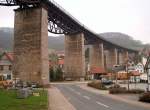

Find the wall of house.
xmin=0 ymin=55 xmax=12 ymax=80
xmin=135 ymin=63 xmax=144 ymax=73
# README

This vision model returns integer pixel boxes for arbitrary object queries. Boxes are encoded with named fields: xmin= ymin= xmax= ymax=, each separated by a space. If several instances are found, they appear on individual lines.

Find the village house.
xmin=135 ymin=62 xmax=144 ymax=73
xmin=0 ymin=51 xmax=65 ymax=81
xmin=0 ymin=52 xmax=13 ymax=80
xmin=90 ymin=66 xmax=106 ymax=80
xmin=49 ymin=51 xmax=65 ymax=71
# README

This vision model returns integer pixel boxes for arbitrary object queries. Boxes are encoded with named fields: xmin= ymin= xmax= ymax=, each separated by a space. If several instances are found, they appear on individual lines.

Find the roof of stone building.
xmin=90 ymin=66 xmax=106 ymax=74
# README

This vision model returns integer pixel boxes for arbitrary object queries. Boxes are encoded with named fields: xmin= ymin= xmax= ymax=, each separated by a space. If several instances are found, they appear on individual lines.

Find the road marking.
xmin=75 ymin=92 xmax=81 ymax=95
xmin=83 ymin=95 xmax=90 ymax=100
xmin=68 ymin=88 xmax=75 ymax=92
xmin=96 ymin=101 xmax=109 ymax=108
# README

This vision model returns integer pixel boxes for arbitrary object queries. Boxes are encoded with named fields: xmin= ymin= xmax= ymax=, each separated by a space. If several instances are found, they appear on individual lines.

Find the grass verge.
xmin=0 ymin=89 xmax=48 ymax=110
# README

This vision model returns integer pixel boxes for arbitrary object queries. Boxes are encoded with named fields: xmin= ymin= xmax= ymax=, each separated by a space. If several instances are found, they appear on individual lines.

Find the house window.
xmin=7 ymin=75 xmax=11 ymax=80
xmin=0 ymin=66 xmax=3 ymax=71
xmin=9 ymin=65 xmax=12 ymax=70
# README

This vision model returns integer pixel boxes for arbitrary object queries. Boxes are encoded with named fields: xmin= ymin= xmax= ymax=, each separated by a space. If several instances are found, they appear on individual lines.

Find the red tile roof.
xmin=130 ymin=71 xmax=140 ymax=76
xmin=5 ymin=52 xmax=13 ymax=61
xmin=90 ymin=66 xmax=106 ymax=74
xmin=58 ymin=59 xmax=64 ymax=65
xmin=0 ymin=52 xmax=14 ymax=62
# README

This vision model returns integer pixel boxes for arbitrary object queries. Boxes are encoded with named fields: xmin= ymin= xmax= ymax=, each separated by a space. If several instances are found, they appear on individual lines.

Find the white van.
xmin=140 ymin=73 xmax=148 ymax=83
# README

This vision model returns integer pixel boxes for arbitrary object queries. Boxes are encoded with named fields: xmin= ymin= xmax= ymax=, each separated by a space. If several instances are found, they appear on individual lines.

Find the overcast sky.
xmin=0 ymin=0 xmax=150 ymax=43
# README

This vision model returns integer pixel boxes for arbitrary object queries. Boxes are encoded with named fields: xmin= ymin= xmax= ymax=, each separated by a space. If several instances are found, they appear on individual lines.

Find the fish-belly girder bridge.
xmin=0 ymin=0 xmax=138 ymax=85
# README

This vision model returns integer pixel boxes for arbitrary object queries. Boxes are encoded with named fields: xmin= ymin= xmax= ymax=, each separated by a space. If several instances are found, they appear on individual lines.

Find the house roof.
xmin=0 ymin=52 xmax=13 ymax=62
xmin=90 ymin=66 xmax=106 ymax=74
xmin=130 ymin=71 xmax=140 ymax=76
xmin=58 ymin=59 xmax=64 ymax=65
xmin=5 ymin=52 xmax=13 ymax=62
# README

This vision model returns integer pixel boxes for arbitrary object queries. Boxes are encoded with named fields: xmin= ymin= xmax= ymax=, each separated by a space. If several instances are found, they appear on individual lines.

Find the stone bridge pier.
xmin=105 ymin=48 xmax=118 ymax=70
xmin=64 ymin=33 xmax=85 ymax=80
xmin=90 ymin=43 xmax=104 ymax=70
xmin=13 ymin=7 xmax=49 ymax=85
xmin=89 ymin=44 xmax=130 ymax=73
xmin=118 ymin=50 xmax=129 ymax=65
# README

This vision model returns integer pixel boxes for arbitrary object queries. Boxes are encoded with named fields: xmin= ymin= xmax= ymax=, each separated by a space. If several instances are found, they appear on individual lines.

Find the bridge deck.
xmin=0 ymin=0 xmax=138 ymax=52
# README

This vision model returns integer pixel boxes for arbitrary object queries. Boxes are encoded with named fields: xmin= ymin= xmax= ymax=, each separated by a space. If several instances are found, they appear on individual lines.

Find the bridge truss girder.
xmin=0 ymin=0 xmax=41 ymax=6
xmin=0 ymin=0 xmax=82 ymax=34
xmin=0 ymin=0 xmax=139 ymax=52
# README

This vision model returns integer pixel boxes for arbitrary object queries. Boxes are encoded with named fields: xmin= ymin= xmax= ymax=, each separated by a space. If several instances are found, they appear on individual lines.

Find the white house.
xmin=135 ymin=63 xmax=144 ymax=74
xmin=142 ymin=56 xmax=147 ymax=66
xmin=0 ymin=52 xmax=13 ymax=80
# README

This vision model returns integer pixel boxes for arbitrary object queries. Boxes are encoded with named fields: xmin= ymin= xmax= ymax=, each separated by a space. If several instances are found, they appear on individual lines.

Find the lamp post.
xmin=147 ymin=63 xmax=150 ymax=92
xmin=126 ymin=59 xmax=133 ymax=91
xmin=126 ymin=62 xmax=130 ymax=91
xmin=144 ymin=52 xmax=150 ymax=92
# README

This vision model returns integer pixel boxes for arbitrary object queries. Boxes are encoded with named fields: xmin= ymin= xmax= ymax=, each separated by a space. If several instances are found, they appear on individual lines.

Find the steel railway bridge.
xmin=0 ymin=0 xmax=138 ymax=85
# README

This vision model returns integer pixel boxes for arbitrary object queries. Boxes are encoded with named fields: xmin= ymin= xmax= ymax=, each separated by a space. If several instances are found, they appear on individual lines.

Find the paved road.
xmin=55 ymin=84 xmax=149 ymax=110
xmin=119 ymin=83 xmax=148 ymax=91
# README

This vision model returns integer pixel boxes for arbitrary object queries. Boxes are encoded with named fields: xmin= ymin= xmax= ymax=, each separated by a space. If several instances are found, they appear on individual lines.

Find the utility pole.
xmin=126 ymin=59 xmax=133 ymax=91
xmin=145 ymin=55 xmax=150 ymax=92
xmin=147 ymin=69 xmax=149 ymax=92
xmin=126 ymin=61 xmax=130 ymax=91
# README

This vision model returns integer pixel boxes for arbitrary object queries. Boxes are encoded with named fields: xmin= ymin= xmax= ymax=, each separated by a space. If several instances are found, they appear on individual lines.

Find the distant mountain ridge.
xmin=0 ymin=27 xmax=65 ymax=51
xmin=0 ymin=27 xmax=149 ymax=51
xmin=99 ymin=32 xmax=145 ymax=51
xmin=0 ymin=28 xmax=14 ymax=50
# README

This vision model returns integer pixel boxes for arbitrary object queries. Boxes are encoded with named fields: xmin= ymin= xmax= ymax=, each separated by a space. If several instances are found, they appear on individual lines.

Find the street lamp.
xmin=126 ymin=59 xmax=133 ymax=91
xmin=126 ymin=61 xmax=130 ymax=91
xmin=144 ymin=52 xmax=150 ymax=92
xmin=146 ymin=63 xmax=150 ymax=92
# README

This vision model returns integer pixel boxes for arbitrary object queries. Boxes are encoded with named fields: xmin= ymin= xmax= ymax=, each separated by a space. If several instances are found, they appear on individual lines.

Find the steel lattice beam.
xmin=0 ymin=0 xmax=41 ymax=6
xmin=0 ymin=0 xmax=138 ymax=52
xmin=0 ymin=0 xmax=81 ymax=34
xmin=0 ymin=0 xmax=15 ymax=6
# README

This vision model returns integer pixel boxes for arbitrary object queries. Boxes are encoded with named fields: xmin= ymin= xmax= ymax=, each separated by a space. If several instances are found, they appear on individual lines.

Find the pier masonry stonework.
xmin=13 ymin=7 xmax=49 ymax=85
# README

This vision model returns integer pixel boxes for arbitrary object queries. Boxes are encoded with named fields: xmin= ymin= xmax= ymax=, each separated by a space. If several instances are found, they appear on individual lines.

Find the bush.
xmin=50 ymin=67 xmax=63 ymax=81
xmin=109 ymin=84 xmax=121 ymax=89
xmin=128 ymin=89 xmax=144 ymax=94
xmin=109 ymin=85 xmax=144 ymax=94
xmin=109 ymin=87 xmax=126 ymax=94
xmin=139 ymin=92 xmax=150 ymax=103
xmin=87 ymin=80 xmax=107 ymax=90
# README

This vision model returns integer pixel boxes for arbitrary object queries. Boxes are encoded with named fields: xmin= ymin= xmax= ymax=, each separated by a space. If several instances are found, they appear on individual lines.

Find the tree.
xmin=55 ymin=67 xmax=63 ymax=81
xmin=49 ymin=68 xmax=54 ymax=81
xmin=49 ymin=67 xmax=63 ymax=81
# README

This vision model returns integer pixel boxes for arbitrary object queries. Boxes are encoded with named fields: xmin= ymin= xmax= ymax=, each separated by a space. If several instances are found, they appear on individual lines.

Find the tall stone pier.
xmin=13 ymin=7 xmax=49 ymax=85
xmin=118 ymin=51 xmax=129 ymax=65
xmin=64 ymin=33 xmax=85 ymax=80
xmin=90 ymin=43 xmax=104 ymax=69
xmin=106 ymin=48 xmax=118 ymax=70
xmin=118 ymin=51 xmax=124 ymax=65
xmin=123 ymin=51 xmax=129 ymax=63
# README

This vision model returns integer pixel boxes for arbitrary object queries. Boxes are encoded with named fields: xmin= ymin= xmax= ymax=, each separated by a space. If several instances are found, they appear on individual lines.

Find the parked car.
xmin=101 ymin=78 xmax=113 ymax=85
